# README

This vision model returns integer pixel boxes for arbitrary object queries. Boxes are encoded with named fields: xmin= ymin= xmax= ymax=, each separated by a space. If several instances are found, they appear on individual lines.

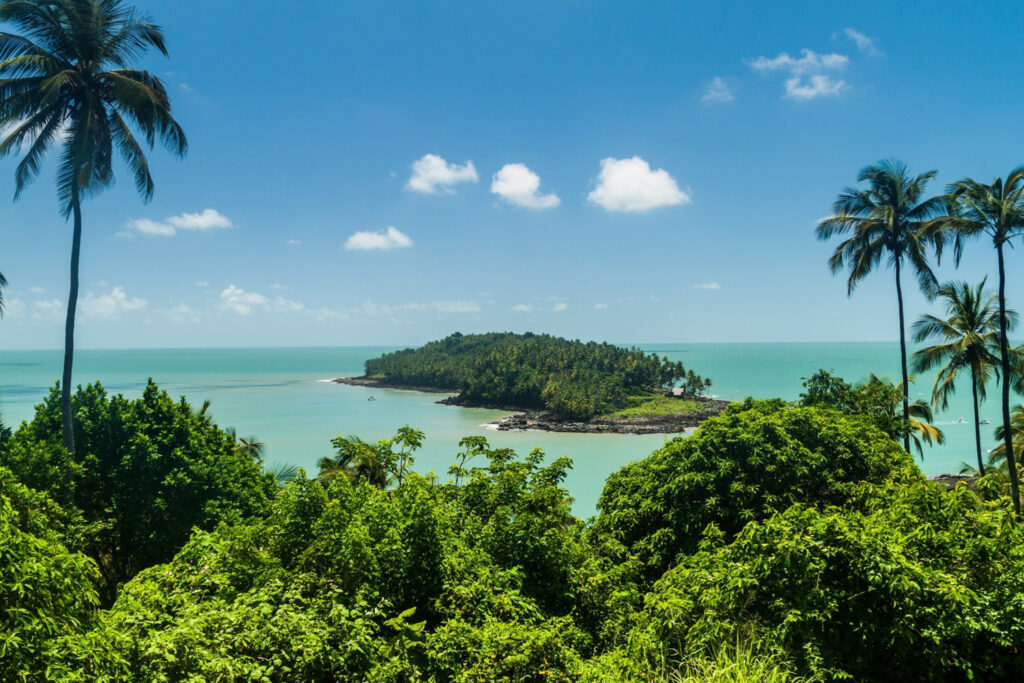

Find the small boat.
xmin=980 ymin=419 xmax=990 ymax=425
xmin=956 ymin=417 xmax=966 ymax=424
xmin=368 ymin=395 xmax=376 ymax=401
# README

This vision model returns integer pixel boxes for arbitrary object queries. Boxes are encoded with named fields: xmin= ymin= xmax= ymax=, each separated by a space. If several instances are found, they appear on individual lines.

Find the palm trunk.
xmin=895 ymin=258 xmax=911 ymax=452
xmin=996 ymin=241 xmax=1020 ymax=513
xmin=60 ymin=187 xmax=81 ymax=461
xmin=972 ymin=375 xmax=983 ymax=475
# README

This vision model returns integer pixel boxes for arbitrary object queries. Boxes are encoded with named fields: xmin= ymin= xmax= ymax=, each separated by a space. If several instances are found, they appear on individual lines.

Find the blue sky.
xmin=1 ymin=0 xmax=1023 ymax=349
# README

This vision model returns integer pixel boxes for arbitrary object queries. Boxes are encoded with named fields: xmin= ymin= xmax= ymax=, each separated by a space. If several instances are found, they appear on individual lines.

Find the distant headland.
xmin=333 ymin=332 xmax=728 ymax=434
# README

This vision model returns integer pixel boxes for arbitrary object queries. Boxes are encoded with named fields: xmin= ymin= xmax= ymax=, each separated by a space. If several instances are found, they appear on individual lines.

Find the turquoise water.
xmin=0 ymin=343 xmax=1008 ymax=515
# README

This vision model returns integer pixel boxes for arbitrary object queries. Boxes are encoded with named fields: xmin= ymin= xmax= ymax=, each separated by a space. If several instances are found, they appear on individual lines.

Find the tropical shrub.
xmin=0 ymin=381 xmax=277 ymax=603
xmin=592 ymin=399 xmax=917 ymax=582
xmin=636 ymin=482 xmax=1024 ymax=681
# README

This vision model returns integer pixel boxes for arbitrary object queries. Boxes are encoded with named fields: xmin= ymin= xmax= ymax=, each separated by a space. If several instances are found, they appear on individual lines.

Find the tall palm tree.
xmin=0 ymin=270 xmax=6 ymax=316
xmin=912 ymin=279 xmax=1010 ymax=473
xmin=946 ymin=168 xmax=1024 ymax=513
xmin=816 ymin=159 xmax=951 ymax=452
xmin=0 ymin=0 xmax=187 ymax=456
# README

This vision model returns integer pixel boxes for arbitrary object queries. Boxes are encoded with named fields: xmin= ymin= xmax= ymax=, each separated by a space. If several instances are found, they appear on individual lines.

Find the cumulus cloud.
xmin=81 ymin=286 xmax=147 ymax=318
xmin=842 ymin=28 xmax=881 ymax=55
xmin=32 ymin=298 xmax=64 ymax=320
xmin=3 ymin=297 xmax=25 ymax=318
xmin=551 ymin=302 xmax=568 ymax=312
xmin=693 ymin=281 xmax=721 ymax=290
xmin=127 ymin=209 xmax=233 ymax=237
xmin=748 ymin=48 xmax=849 ymax=100
xmin=28 ymin=286 xmax=45 ymax=294
xmin=344 ymin=226 xmax=413 ymax=251
xmin=511 ymin=303 xmax=532 ymax=312
xmin=219 ymin=285 xmax=305 ymax=315
xmin=406 ymin=154 xmax=478 ymax=194
xmin=702 ymin=77 xmax=734 ymax=103
xmin=490 ymin=163 xmax=560 ymax=209
xmin=220 ymin=285 xmax=268 ymax=315
xmin=587 ymin=156 xmax=690 ymax=212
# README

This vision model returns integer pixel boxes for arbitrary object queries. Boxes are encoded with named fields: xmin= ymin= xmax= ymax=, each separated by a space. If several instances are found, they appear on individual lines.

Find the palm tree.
xmin=318 ymin=435 xmax=388 ymax=488
xmin=0 ymin=0 xmax=187 ymax=456
xmin=945 ymin=168 xmax=1024 ymax=513
xmin=854 ymin=374 xmax=945 ymax=457
xmin=912 ymin=279 xmax=1010 ymax=473
xmin=991 ymin=405 xmax=1024 ymax=477
xmin=233 ymin=435 xmax=265 ymax=463
xmin=0 ymin=270 xmax=6 ymax=316
xmin=816 ymin=160 xmax=951 ymax=452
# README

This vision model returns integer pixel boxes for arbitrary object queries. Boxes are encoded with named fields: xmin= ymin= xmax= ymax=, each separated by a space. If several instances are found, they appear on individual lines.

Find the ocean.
xmin=0 ymin=343 xmax=1007 ymax=515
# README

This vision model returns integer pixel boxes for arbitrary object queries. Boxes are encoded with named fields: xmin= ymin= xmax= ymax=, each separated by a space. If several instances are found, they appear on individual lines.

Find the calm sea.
xmin=0 ymin=343 xmax=1006 ymax=515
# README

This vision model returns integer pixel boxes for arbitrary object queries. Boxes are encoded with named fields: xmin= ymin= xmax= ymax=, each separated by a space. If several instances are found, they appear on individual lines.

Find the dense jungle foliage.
xmin=362 ymin=332 xmax=710 ymax=419
xmin=4 ymin=380 xmax=1024 ymax=681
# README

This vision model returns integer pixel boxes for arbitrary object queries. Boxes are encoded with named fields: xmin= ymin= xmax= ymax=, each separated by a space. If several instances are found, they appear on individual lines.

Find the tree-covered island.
xmin=336 ymin=332 xmax=726 ymax=433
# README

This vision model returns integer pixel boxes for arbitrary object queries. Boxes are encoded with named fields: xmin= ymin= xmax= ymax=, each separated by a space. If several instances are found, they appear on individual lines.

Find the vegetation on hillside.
xmin=5 ymin=379 xmax=1024 ymax=680
xmin=362 ymin=332 xmax=710 ymax=419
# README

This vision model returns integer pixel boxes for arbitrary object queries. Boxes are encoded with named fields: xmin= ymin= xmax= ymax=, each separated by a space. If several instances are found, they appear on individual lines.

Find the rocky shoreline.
xmin=333 ymin=376 xmax=729 ymax=435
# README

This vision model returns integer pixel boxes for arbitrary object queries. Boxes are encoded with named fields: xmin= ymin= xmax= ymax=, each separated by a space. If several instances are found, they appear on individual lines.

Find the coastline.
xmin=333 ymin=376 xmax=730 ymax=434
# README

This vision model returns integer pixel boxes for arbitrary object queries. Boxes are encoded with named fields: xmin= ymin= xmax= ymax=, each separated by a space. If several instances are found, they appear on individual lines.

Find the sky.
xmin=2 ymin=0 xmax=1024 ymax=349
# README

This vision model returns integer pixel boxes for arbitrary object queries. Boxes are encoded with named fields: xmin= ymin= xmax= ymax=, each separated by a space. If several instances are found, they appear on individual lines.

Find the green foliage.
xmin=319 ymin=425 xmax=425 ymax=488
xmin=636 ymin=482 xmax=1024 ymax=681
xmin=0 ymin=467 xmax=108 ymax=681
xmin=602 ymin=393 xmax=706 ymax=419
xmin=362 ymin=332 xmax=706 ymax=419
xmin=592 ymin=399 xmax=917 ymax=582
xmin=0 ymin=381 xmax=276 ymax=603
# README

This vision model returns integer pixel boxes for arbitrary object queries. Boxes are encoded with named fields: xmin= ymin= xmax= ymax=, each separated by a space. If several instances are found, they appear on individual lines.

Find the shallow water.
xmin=0 ymin=343 xmax=1006 ymax=515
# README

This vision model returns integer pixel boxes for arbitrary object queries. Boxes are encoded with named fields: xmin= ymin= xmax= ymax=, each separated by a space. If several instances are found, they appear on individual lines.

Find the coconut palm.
xmin=945 ymin=168 xmax=1024 ymax=513
xmin=318 ymin=435 xmax=388 ymax=488
xmin=816 ymin=159 xmax=951 ymax=452
xmin=0 ymin=270 xmax=6 ymax=316
xmin=854 ymin=374 xmax=945 ymax=457
xmin=912 ymin=279 xmax=1010 ymax=473
xmin=0 ymin=0 xmax=187 ymax=456
xmin=234 ymin=435 xmax=265 ymax=463
xmin=991 ymin=405 xmax=1024 ymax=476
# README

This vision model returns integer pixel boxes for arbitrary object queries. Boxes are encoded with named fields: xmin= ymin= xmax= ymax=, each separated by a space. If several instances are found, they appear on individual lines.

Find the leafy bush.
xmin=592 ymin=399 xmax=918 ymax=582
xmin=0 ymin=380 xmax=277 ymax=603
xmin=637 ymin=482 xmax=1024 ymax=681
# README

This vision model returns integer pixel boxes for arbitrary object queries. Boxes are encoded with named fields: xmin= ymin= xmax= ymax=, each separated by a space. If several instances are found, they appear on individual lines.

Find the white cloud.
xmin=3 ymin=297 xmax=25 ymax=318
xmin=406 ymin=153 xmax=478 ymax=194
xmin=269 ymin=283 xmax=287 ymax=290
xmin=127 ymin=209 xmax=233 ymax=237
xmin=748 ymin=48 xmax=849 ymax=100
xmin=511 ymin=303 xmax=532 ymax=312
xmin=702 ymin=77 xmax=734 ymax=103
xmin=31 ymin=298 xmax=63 ymax=320
xmin=167 ymin=209 xmax=232 ymax=231
xmin=694 ymin=281 xmax=721 ymax=290
xmin=587 ymin=156 xmax=690 ymax=212
xmin=285 ymin=239 xmax=302 ymax=246
xmin=842 ymin=28 xmax=881 ymax=55
xmin=129 ymin=218 xmax=176 ymax=236
xmin=551 ymin=302 xmax=568 ymax=312
xmin=490 ymin=163 xmax=560 ymax=209
xmin=220 ymin=285 xmax=268 ymax=315
xmin=28 ymin=285 xmax=46 ymax=294
xmin=168 ymin=303 xmax=200 ymax=324
xmin=344 ymin=226 xmax=413 ymax=251
xmin=80 ymin=286 xmax=147 ymax=319
xmin=360 ymin=300 xmax=481 ymax=316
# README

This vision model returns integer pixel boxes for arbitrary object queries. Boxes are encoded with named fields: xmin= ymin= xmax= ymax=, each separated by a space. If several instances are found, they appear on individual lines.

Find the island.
xmin=334 ymin=332 xmax=728 ymax=434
